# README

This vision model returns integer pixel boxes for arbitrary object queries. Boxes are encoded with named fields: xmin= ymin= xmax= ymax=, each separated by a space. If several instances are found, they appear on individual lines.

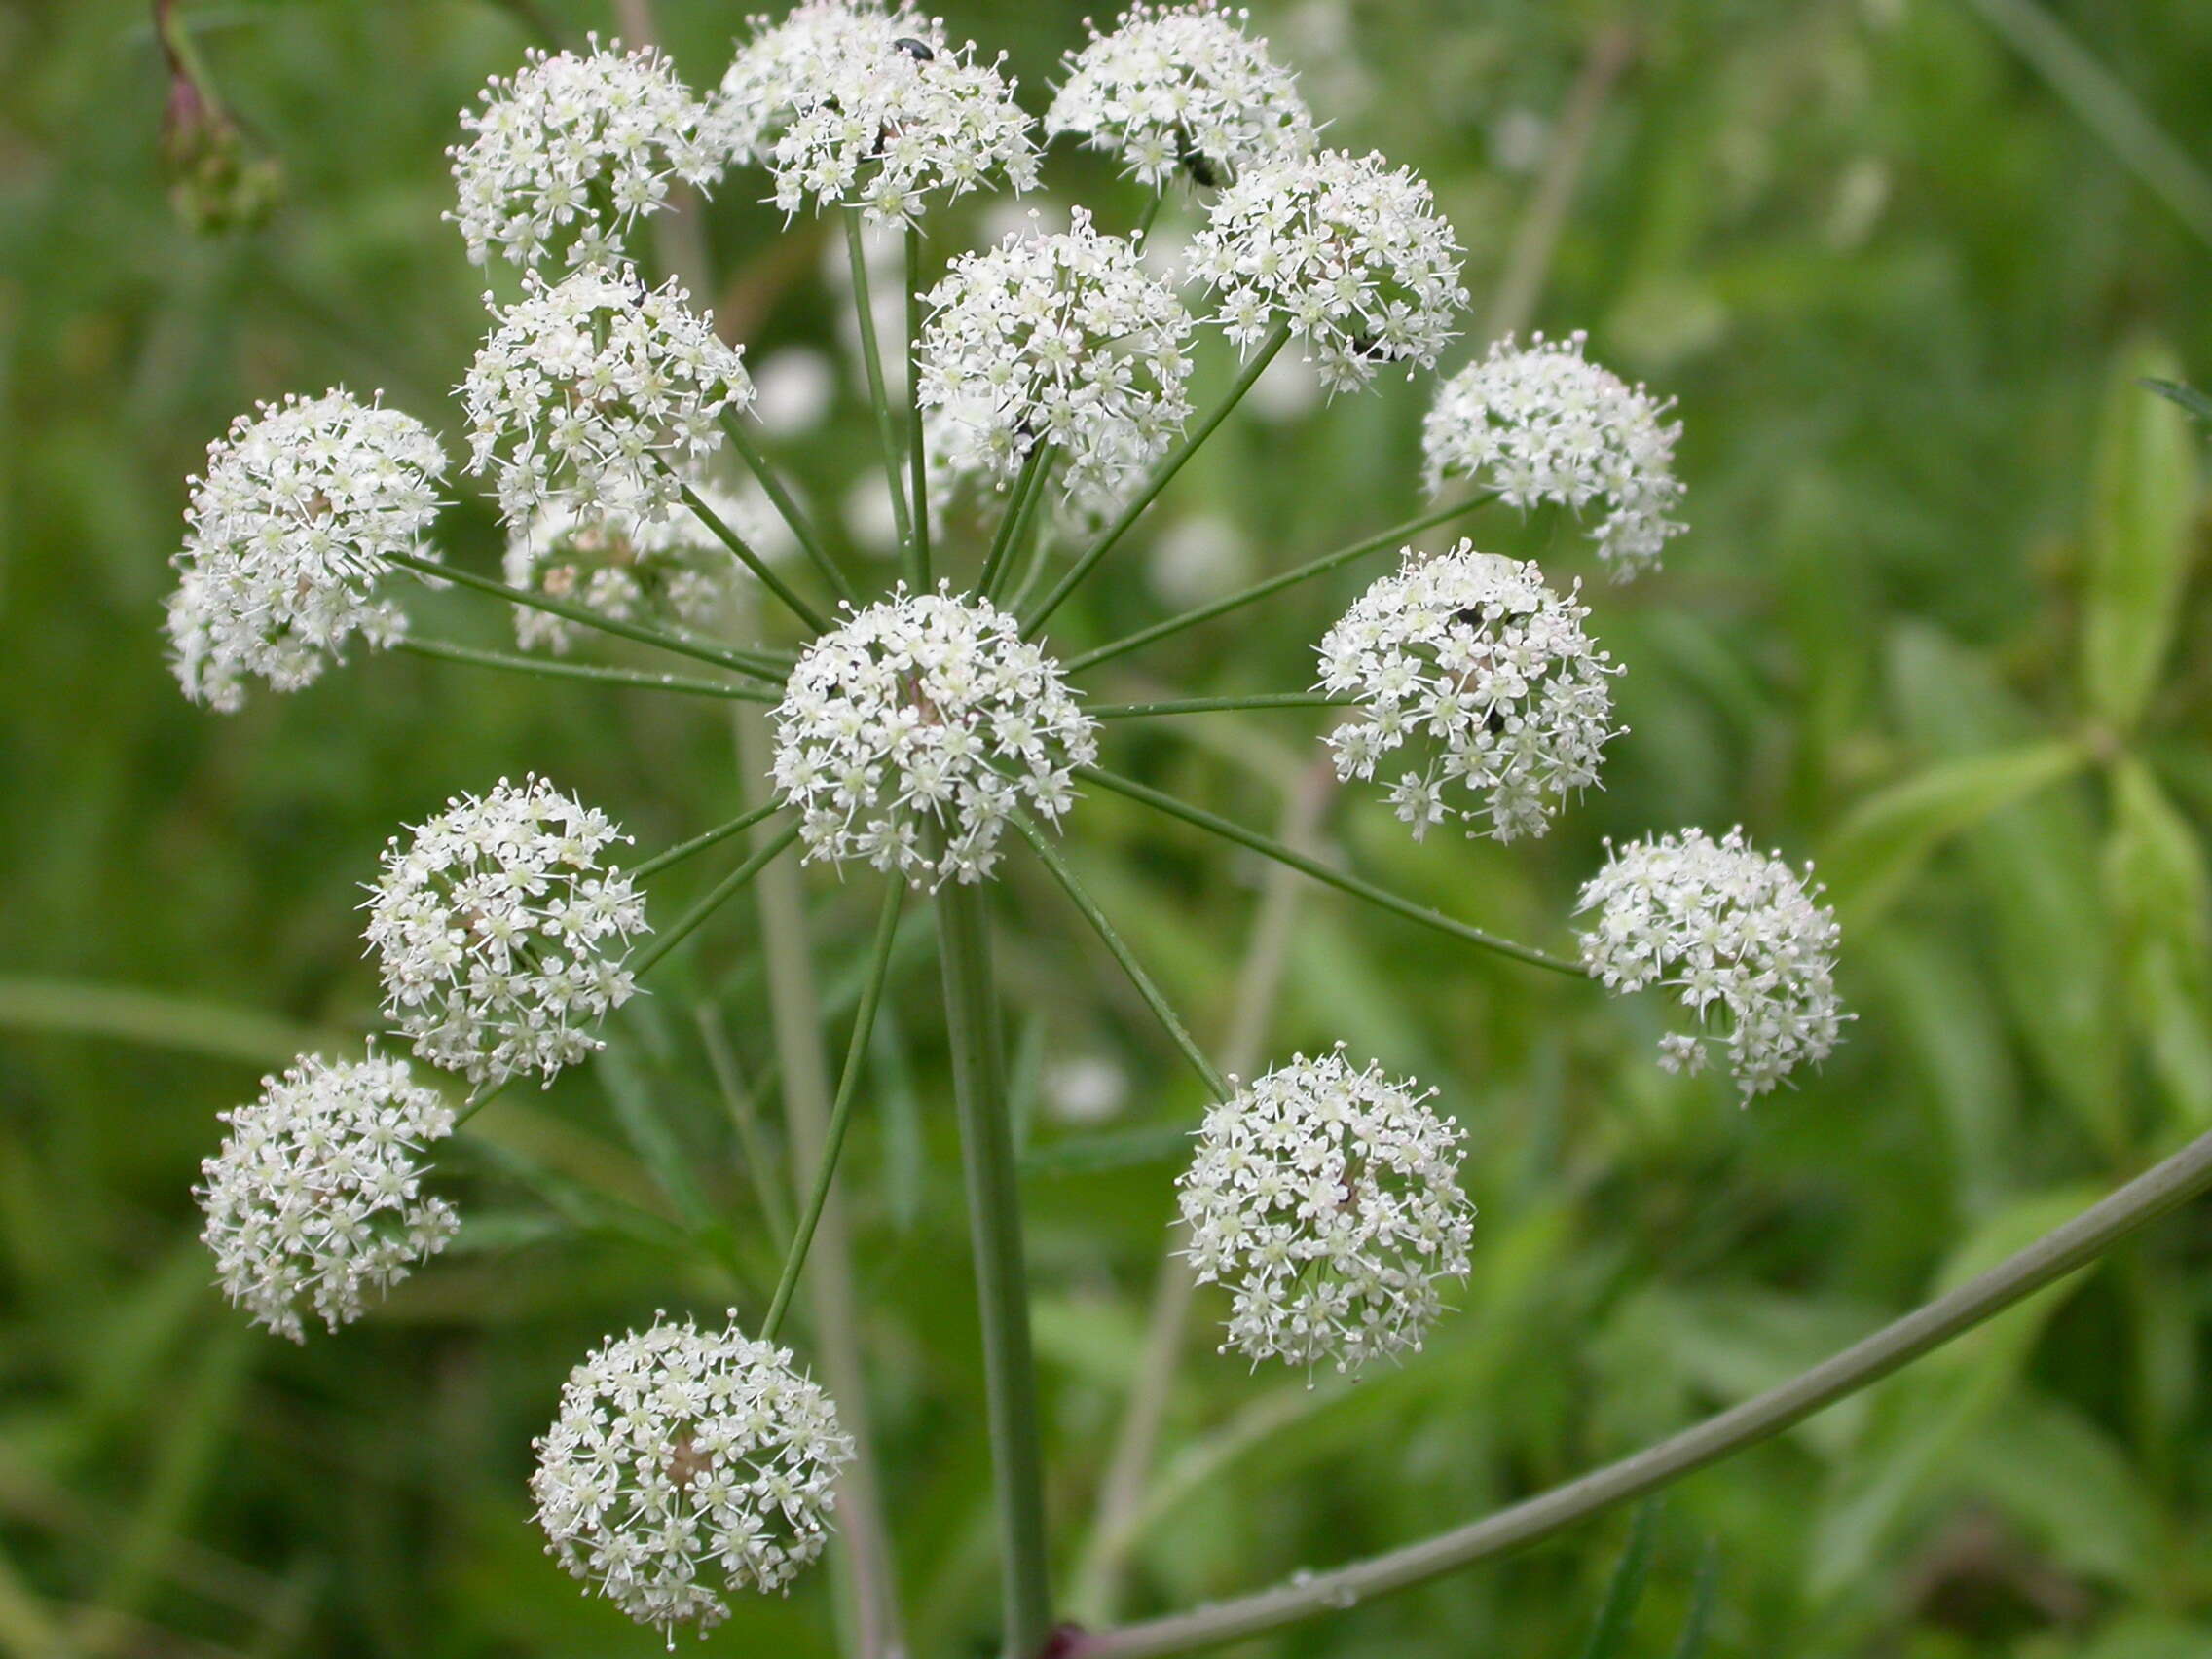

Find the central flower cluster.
xmin=1319 ymin=542 xmax=1620 ymax=842
xmin=772 ymin=589 xmax=1098 ymax=888
xmin=364 ymin=776 xmax=650 ymax=1088
xmin=461 ymin=269 xmax=754 ymax=526
xmin=531 ymin=1313 xmax=852 ymax=1638
xmin=1178 ymin=1048 xmax=1474 ymax=1375
xmin=919 ymin=207 xmax=1195 ymax=510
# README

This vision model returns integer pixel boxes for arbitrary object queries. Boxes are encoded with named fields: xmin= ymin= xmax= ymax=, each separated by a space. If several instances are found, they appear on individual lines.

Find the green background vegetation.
xmin=5 ymin=1 xmax=2212 ymax=1654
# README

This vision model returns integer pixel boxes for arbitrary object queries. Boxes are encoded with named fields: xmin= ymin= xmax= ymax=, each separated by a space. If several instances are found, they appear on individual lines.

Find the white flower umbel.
xmin=714 ymin=0 xmax=1039 ymax=228
xmin=1046 ymin=3 xmax=1315 ymax=190
xmin=197 ymin=1051 xmax=458 ymax=1343
xmin=1187 ymin=146 xmax=1466 ymax=393
xmin=1576 ymin=827 xmax=1846 ymax=1098
xmin=532 ymin=1312 xmax=852 ymax=1639
xmin=364 ymin=776 xmax=649 ymax=1088
xmin=1423 ymin=331 xmax=1685 ymax=577
xmin=166 ymin=389 xmax=446 ymax=712
xmin=462 ymin=268 xmax=755 ymax=527
xmin=919 ymin=207 xmax=1195 ymax=509
xmin=771 ymin=588 xmax=1098 ymax=888
xmin=502 ymin=483 xmax=751 ymax=654
xmin=1178 ymin=1048 xmax=1474 ymax=1376
xmin=1318 ymin=542 xmax=1620 ymax=843
xmin=449 ymin=37 xmax=722 ymax=273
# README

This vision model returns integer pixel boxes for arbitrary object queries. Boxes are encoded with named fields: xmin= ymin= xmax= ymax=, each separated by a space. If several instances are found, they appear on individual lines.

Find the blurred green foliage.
xmin=5 ymin=1 xmax=2212 ymax=1655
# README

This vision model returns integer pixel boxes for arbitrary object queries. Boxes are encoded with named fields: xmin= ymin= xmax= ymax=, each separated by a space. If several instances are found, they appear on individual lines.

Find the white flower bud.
xmin=1318 ymin=541 xmax=1620 ymax=842
xmin=166 ymin=389 xmax=446 ymax=712
xmin=197 ymin=1051 xmax=458 ymax=1342
xmin=532 ymin=1313 xmax=852 ymax=1638
xmin=1046 ymin=3 xmax=1315 ymax=190
xmin=1187 ymin=146 xmax=1466 ymax=393
xmin=1424 ymin=331 xmax=1685 ymax=577
xmin=363 ymin=776 xmax=649 ymax=1088
xmin=1576 ymin=827 xmax=1846 ymax=1098
xmin=1179 ymin=1048 xmax=1474 ymax=1376
xmin=771 ymin=588 xmax=1098 ymax=888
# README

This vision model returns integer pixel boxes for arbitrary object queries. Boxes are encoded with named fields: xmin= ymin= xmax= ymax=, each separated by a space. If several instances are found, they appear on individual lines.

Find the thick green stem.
xmin=1064 ymin=1123 xmax=2212 ymax=1658
xmin=387 ymin=551 xmax=785 ymax=681
xmin=1066 ymin=494 xmax=1497 ymax=674
xmin=906 ymin=223 xmax=933 ymax=589
xmin=719 ymin=413 xmax=855 ymax=604
xmin=761 ymin=882 xmax=903 ymax=1342
xmin=1024 ymin=322 xmax=1293 ymax=637
xmin=676 ymin=476 xmax=831 ymax=634
xmin=1089 ymin=694 xmax=1353 ymax=720
xmin=397 ymin=637 xmax=776 ymax=701
xmin=1011 ymin=813 xmax=1229 ymax=1100
xmin=845 ymin=209 xmax=915 ymax=577
xmin=937 ymin=881 xmax=1054 ymax=1655
xmin=628 ymin=821 xmax=801 ymax=977
xmin=1078 ymin=765 xmax=1585 ymax=977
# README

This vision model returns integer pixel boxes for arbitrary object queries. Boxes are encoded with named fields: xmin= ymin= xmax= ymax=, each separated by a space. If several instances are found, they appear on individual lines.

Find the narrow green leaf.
xmin=2105 ymin=756 xmax=2212 ymax=1124
xmin=1668 ymin=1542 xmax=1718 ymax=1659
xmin=1819 ymin=740 xmax=2086 ymax=924
xmin=1577 ymin=1500 xmax=1661 ymax=1659
xmin=2083 ymin=341 xmax=2200 ymax=731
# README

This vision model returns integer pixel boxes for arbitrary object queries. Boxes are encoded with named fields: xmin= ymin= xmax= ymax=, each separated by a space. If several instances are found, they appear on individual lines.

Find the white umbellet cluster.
xmin=363 ymin=776 xmax=649 ymax=1088
xmin=1576 ymin=827 xmax=1845 ymax=1097
xmin=1046 ymin=3 xmax=1315 ymax=189
xmin=532 ymin=1312 xmax=851 ymax=1638
xmin=716 ymin=0 xmax=1039 ymax=227
xmin=1178 ymin=1048 xmax=1474 ymax=1375
xmin=196 ymin=1051 xmax=459 ymax=1343
xmin=461 ymin=268 xmax=755 ymax=527
xmin=448 ymin=38 xmax=721 ymax=273
xmin=1188 ymin=146 xmax=1466 ymax=392
xmin=166 ymin=389 xmax=446 ymax=712
xmin=1423 ymin=332 xmax=1685 ymax=577
xmin=771 ymin=588 xmax=1098 ymax=888
xmin=918 ymin=207 xmax=1195 ymax=509
xmin=502 ymin=486 xmax=747 ymax=654
xmin=1318 ymin=542 xmax=1619 ymax=842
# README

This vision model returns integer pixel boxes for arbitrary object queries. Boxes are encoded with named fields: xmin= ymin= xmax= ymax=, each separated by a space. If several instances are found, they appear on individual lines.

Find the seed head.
xmin=364 ymin=776 xmax=649 ymax=1088
xmin=1576 ymin=827 xmax=1846 ymax=1097
xmin=1423 ymin=331 xmax=1685 ymax=577
xmin=1187 ymin=146 xmax=1466 ymax=392
xmin=197 ymin=1051 xmax=458 ymax=1342
xmin=448 ymin=37 xmax=721 ymax=273
xmin=771 ymin=588 xmax=1098 ymax=888
xmin=461 ymin=268 xmax=754 ymax=527
xmin=1179 ymin=1048 xmax=1474 ymax=1376
xmin=1046 ymin=4 xmax=1315 ymax=190
xmin=532 ymin=1312 xmax=852 ymax=1639
xmin=166 ymin=389 xmax=446 ymax=712
xmin=1319 ymin=542 xmax=1619 ymax=842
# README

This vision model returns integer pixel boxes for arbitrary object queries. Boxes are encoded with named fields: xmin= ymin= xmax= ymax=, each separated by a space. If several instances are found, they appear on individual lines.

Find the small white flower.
xmin=502 ymin=483 xmax=755 ymax=654
xmin=1576 ymin=826 xmax=1847 ymax=1098
xmin=448 ymin=36 xmax=722 ymax=272
xmin=771 ymin=587 xmax=1098 ymax=888
xmin=166 ymin=389 xmax=446 ymax=712
xmin=1187 ymin=146 xmax=1466 ymax=393
xmin=461 ymin=268 xmax=755 ymax=527
xmin=919 ymin=207 xmax=1195 ymax=510
xmin=197 ymin=1051 xmax=458 ymax=1342
xmin=1178 ymin=1047 xmax=1474 ymax=1376
xmin=1046 ymin=3 xmax=1315 ymax=190
xmin=1423 ymin=331 xmax=1685 ymax=577
xmin=363 ymin=776 xmax=649 ymax=1088
xmin=713 ymin=0 xmax=1039 ymax=228
xmin=532 ymin=1312 xmax=852 ymax=1639
xmin=1318 ymin=541 xmax=1620 ymax=842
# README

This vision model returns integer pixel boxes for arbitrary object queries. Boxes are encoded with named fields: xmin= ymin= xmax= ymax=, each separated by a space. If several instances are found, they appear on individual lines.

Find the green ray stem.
xmin=719 ymin=413 xmax=854 ymax=605
xmin=845 ymin=208 xmax=916 ymax=580
xmin=1088 ymin=693 xmax=1353 ymax=720
xmin=632 ymin=798 xmax=789 ymax=881
xmin=629 ymin=820 xmax=802 ymax=977
xmin=979 ymin=443 xmax=1055 ymax=604
xmin=674 ymin=475 xmax=831 ymax=634
xmin=906 ymin=224 xmax=933 ymax=589
xmin=396 ymin=637 xmax=775 ymax=701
